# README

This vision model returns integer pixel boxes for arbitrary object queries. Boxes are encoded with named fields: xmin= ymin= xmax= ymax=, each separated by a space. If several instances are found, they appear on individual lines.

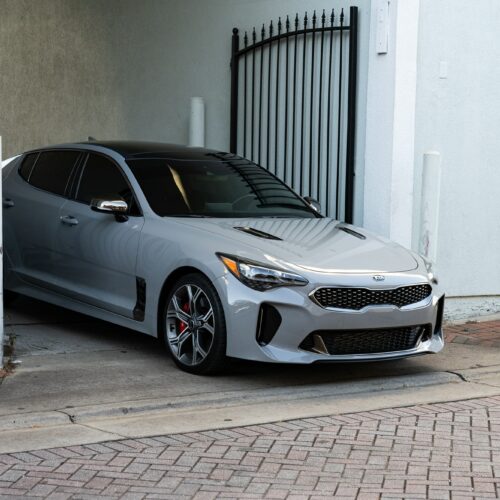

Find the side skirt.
xmin=7 ymin=278 xmax=153 ymax=336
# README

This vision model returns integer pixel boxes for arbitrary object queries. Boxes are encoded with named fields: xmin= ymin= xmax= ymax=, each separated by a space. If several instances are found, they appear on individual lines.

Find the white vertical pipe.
xmin=419 ymin=151 xmax=442 ymax=263
xmin=0 ymin=136 xmax=4 ymax=368
xmin=188 ymin=97 xmax=205 ymax=147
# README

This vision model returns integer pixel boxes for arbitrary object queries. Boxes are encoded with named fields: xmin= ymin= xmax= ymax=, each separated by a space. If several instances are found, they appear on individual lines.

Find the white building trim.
xmin=363 ymin=0 xmax=420 ymax=248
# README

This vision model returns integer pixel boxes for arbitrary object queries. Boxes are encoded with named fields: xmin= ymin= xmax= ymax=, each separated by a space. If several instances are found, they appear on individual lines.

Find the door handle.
xmin=60 ymin=215 xmax=79 ymax=226
xmin=3 ymin=198 xmax=14 ymax=208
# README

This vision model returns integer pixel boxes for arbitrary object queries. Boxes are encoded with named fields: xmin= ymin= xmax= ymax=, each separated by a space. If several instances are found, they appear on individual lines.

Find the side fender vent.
xmin=133 ymin=277 xmax=146 ymax=321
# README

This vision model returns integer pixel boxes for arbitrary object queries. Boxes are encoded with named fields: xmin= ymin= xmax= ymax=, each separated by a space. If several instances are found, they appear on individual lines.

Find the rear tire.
xmin=161 ymin=273 xmax=227 ymax=375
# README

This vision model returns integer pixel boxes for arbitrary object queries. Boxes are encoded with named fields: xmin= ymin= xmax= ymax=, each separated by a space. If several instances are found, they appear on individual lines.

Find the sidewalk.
xmin=1 ymin=395 xmax=499 ymax=499
xmin=445 ymin=319 xmax=500 ymax=348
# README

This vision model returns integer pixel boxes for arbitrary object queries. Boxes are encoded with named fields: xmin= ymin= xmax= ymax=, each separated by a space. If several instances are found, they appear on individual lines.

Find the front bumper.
xmin=213 ymin=271 xmax=445 ymax=364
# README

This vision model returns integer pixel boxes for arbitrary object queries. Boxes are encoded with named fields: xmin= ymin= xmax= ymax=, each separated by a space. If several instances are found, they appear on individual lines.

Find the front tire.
xmin=162 ymin=273 xmax=227 ymax=375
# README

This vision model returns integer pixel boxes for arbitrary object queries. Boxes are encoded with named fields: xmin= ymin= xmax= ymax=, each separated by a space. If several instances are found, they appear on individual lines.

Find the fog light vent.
xmin=434 ymin=296 xmax=445 ymax=335
xmin=256 ymin=304 xmax=282 ymax=346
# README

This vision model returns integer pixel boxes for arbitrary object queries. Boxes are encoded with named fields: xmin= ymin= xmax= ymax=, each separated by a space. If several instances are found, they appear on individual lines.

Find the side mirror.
xmin=304 ymin=196 xmax=321 ymax=213
xmin=90 ymin=196 xmax=128 ymax=222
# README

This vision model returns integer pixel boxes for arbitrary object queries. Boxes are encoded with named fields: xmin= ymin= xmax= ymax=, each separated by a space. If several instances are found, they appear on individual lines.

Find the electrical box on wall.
xmin=376 ymin=0 xmax=390 ymax=54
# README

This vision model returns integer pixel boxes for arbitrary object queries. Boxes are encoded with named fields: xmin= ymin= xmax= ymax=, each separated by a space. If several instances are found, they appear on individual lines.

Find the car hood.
xmin=171 ymin=217 xmax=419 ymax=274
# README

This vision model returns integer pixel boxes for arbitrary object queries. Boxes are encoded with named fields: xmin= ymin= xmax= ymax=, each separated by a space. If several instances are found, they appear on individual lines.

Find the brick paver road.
xmin=445 ymin=320 xmax=500 ymax=348
xmin=1 ymin=396 xmax=500 ymax=499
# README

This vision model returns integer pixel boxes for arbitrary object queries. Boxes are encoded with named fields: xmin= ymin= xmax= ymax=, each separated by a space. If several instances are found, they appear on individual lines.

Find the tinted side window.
xmin=29 ymin=151 xmax=80 ymax=196
xmin=19 ymin=153 xmax=38 ymax=181
xmin=76 ymin=154 xmax=138 ymax=214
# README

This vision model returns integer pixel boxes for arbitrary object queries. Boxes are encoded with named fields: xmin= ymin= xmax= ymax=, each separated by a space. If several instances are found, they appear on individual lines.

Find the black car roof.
xmin=26 ymin=141 xmax=240 ymax=162
xmin=79 ymin=141 xmax=236 ymax=161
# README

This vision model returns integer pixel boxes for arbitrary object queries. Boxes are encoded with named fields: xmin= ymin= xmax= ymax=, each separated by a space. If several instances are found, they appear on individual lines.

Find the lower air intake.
xmin=256 ymin=304 xmax=282 ymax=346
xmin=299 ymin=325 xmax=431 ymax=355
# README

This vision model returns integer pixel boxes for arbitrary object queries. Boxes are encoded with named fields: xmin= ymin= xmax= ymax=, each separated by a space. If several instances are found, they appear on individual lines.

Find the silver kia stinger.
xmin=2 ymin=142 xmax=444 ymax=374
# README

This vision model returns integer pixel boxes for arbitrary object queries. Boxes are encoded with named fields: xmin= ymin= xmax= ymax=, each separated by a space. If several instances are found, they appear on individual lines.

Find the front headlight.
xmin=422 ymin=256 xmax=438 ymax=284
xmin=217 ymin=253 xmax=308 ymax=291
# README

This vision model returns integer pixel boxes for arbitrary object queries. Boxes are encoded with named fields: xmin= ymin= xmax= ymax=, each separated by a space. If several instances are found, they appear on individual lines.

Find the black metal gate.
xmin=230 ymin=6 xmax=358 ymax=222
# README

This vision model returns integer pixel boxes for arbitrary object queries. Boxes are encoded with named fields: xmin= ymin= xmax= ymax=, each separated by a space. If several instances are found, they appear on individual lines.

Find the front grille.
xmin=299 ymin=325 xmax=431 ymax=355
xmin=312 ymin=284 xmax=432 ymax=310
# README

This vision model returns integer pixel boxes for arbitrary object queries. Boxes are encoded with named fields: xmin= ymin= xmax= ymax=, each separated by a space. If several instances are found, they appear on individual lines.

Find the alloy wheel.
xmin=166 ymin=284 xmax=215 ymax=366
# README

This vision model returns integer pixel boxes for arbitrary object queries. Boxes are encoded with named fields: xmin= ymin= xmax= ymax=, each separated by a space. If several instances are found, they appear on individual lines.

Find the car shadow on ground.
xmin=5 ymin=295 xmax=435 ymax=384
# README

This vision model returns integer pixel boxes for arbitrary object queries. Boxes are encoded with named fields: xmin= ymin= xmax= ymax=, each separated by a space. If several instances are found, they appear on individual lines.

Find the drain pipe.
xmin=0 ymin=136 xmax=4 ymax=368
xmin=188 ymin=97 xmax=205 ymax=147
xmin=418 ymin=151 xmax=442 ymax=263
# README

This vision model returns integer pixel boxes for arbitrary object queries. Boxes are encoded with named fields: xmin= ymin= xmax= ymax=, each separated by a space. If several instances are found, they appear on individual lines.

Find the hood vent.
xmin=234 ymin=226 xmax=282 ymax=241
xmin=338 ymin=226 xmax=366 ymax=240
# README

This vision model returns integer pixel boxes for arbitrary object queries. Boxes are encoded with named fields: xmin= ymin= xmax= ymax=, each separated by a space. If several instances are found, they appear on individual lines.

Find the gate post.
xmin=229 ymin=28 xmax=240 ymax=153
xmin=345 ymin=6 xmax=358 ymax=224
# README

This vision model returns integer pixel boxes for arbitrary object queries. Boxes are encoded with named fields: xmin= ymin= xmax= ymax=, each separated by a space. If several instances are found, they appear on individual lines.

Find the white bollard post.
xmin=418 ymin=151 xmax=442 ymax=263
xmin=0 ymin=136 xmax=4 ymax=368
xmin=188 ymin=97 xmax=205 ymax=147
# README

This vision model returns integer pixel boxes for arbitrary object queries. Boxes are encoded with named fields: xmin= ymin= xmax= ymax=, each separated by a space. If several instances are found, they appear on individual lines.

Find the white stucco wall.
xmin=363 ymin=0 xmax=420 ymax=248
xmin=413 ymin=0 xmax=500 ymax=317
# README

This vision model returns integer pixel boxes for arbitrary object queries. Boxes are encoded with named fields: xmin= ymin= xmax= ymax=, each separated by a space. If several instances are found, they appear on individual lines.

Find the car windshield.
xmin=127 ymin=158 xmax=319 ymax=218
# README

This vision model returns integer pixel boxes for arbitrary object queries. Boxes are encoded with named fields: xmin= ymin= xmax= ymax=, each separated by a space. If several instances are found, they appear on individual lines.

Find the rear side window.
xmin=29 ymin=151 xmax=80 ymax=197
xmin=76 ymin=153 xmax=140 ymax=215
xmin=19 ymin=153 xmax=38 ymax=181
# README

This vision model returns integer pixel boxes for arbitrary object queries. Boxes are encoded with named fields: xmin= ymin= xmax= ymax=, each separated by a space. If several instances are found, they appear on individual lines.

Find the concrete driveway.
xmin=2 ymin=296 xmax=500 ymax=454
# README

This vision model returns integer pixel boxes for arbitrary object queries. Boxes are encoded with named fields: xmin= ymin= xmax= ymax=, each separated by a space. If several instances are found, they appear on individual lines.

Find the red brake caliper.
xmin=178 ymin=302 xmax=190 ymax=333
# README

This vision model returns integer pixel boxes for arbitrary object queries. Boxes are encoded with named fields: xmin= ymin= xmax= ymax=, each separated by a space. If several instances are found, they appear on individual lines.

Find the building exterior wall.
xmin=413 ymin=0 xmax=500 ymax=317
xmin=0 ymin=0 xmax=131 ymax=158
xmin=363 ymin=0 xmax=420 ymax=248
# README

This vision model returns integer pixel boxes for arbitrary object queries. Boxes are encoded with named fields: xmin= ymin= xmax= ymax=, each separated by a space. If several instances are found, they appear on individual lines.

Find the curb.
xmin=0 ymin=370 xmax=460 ymax=432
